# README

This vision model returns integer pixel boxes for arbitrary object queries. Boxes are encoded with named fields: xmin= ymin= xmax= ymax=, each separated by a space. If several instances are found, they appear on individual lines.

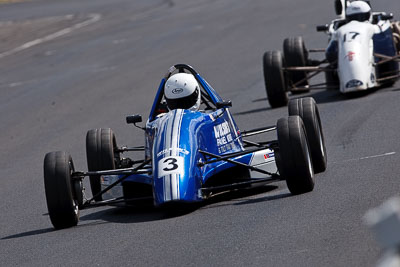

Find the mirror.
xmin=126 ymin=114 xmax=142 ymax=124
xmin=316 ymin=24 xmax=329 ymax=32
xmin=216 ymin=100 xmax=232 ymax=109
xmin=381 ymin=13 xmax=394 ymax=20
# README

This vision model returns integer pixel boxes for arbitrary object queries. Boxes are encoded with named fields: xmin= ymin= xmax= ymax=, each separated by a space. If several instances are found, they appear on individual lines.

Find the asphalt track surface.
xmin=1 ymin=0 xmax=399 ymax=266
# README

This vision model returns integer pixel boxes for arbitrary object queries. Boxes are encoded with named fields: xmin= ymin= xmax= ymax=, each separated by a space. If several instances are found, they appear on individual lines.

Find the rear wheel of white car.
xmin=44 ymin=151 xmax=79 ymax=229
xmin=283 ymin=36 xmax=310 ymax=93
xmin=277 ymin=116 xmax=314 ymax=194
xmin=263 ymin=50 xmax=288 ymax=108
xmin=86 ymin=128 xmax=120 ymax=201
xmin=288 ymin=97 xmax=327 ymax=173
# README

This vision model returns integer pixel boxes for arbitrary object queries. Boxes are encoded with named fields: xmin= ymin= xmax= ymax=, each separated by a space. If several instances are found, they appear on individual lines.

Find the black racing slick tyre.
xmin=288 ymin=97 xmax=327 ymax=173
xmin=283 ymin=37 xmax=310 ymax=93
xmin=44 ymin=151 xmax=79 ymax=229
xmin=86 ymin=128 xmax=120 ymax=201
xmin=277 ymin=116 xmax=314 ymax=195
xmin=263 ymin=50 xmax=288 ymax=108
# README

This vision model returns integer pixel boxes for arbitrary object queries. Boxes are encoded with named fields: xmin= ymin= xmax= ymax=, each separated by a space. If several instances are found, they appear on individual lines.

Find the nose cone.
xmin=152 ymin=110 xmax=203 ymax=206
xmin=337 ymin=21 xmax=376 ymax=93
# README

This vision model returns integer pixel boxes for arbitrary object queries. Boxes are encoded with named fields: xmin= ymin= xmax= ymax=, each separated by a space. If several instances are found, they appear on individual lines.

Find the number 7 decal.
xmin=343 ymin=32 xmax=360 ymax=43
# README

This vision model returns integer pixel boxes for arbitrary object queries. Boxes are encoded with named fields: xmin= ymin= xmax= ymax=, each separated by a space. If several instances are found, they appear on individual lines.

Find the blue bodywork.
xmin=373 ymin=26 xmax=399 ymax=78
xmin=109 ymin=66 xmax=267 ymax=206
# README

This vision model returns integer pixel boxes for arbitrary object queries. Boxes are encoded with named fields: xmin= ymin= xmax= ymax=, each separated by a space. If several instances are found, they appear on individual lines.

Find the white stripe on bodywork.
xmin=164 ymin=174 xmax=171 ymax=201
xmin=163 ymin=109 xmax=184 ymax=201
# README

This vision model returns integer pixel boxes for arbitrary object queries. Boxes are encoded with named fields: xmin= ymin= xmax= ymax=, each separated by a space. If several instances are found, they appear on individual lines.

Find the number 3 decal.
xmin=162 ymin=158 xmax=179 ymax=171
xmin=158 ymin=156 xmax=184 ymax=177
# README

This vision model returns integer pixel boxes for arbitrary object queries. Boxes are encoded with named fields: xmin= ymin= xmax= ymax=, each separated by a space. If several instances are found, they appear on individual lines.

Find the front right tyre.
xmin=86 ymin=128 xmax=120 ymax=201
xmin=276 ymin=116 xmax=315 ymax=194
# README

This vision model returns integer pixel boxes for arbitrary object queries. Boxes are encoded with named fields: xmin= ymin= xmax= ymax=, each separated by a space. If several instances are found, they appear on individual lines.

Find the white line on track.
xmin=0 ymin=13 xmax=101 ymax=59
xmin=334 ymin=152 xmax=396 ymax=164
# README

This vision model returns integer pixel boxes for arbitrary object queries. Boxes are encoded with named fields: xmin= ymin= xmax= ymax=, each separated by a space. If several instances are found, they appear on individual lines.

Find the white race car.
xmin=263 ymin=0 xmax=400 ymax=108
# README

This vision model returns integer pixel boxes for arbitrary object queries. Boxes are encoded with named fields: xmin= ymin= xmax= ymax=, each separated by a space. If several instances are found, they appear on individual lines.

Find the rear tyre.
xmin=44 ymin=151 xmax=79 ymax=229
xmin=86 ymin=128 xmax=120 ymax=201
xmin=263 ymin=50 xmax=288 ymax=108
xmin=283 ymin=37 xmax=310 ymax=93
xmin=288 ymin=97 xmax=327 ymax=173
xmin=277 ymin=116 xmax=314 ymax=194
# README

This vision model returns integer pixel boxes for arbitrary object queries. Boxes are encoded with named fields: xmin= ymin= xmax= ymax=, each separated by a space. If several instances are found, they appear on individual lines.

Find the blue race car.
xmin=43 ymin=64 xmax=327 ymax=229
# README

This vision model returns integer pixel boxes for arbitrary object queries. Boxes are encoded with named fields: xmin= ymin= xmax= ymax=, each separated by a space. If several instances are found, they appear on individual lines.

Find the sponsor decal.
xmin=157 ymin=147 xmax=189 ymax=158
xmin=263 ymin=152 xmax=275 ymax=160
xmin=346 ymin=79 xmax=363 ymax=88
xmin=346 ymin=51 xmax=355 ymax=61
xmin=214 ymin=121 xmax=233 ymax=153
xmin=172 ymin=88 xmax=184 ymax=94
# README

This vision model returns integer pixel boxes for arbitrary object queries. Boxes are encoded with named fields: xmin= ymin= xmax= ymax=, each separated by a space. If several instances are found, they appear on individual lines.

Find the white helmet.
xmin=346 ymin=1 xmax=371 ymax=22
xmin=164 ymin=73 xmax=201 ymax=110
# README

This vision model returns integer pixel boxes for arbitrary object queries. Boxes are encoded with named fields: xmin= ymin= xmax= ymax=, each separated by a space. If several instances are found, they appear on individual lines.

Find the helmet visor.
xmin=165 ymin=87 xmax=199 ymax=110
xmin=347 ymin=12 xmax=370 ymax=22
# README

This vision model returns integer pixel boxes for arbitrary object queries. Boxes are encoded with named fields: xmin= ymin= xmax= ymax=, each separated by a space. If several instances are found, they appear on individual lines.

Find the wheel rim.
xmin=68 ymin=159 xmax=79 ymax=216
xmin=73 ymin=199 xmax=79 ymax=216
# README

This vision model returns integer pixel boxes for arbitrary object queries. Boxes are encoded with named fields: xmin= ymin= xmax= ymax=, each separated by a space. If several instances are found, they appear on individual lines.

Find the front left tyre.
xmin=44 ymin=151 xmax=79 ymax=229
